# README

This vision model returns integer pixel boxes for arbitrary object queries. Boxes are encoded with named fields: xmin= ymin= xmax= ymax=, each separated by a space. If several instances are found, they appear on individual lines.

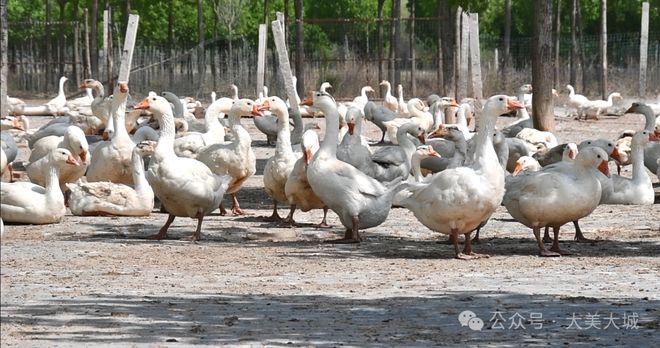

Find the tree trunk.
xmin=58 ymin=0 xmax=66 ymax=79
xmin=532 ymin=0 xmax=555 ymax=131
xmin=570 ymin=0 xmax=578 ymax=87
xmin=90 ymin=0 xmax=98 ymax=78
xmin=72 ymin=0 xmax=80 ymax=84
xmin=410 ymin=0 xmax=416 ymax=96
xmin=1 ymin=0 xmax=8 ymax=117
xmin=377 ymin=0 xmax=385 ymax=84
xmin=295 ymin=0 xmax=304 ymax=95
xmin=46 ymin=0 xmax=53 ymax=89
xmin=502 ymin=0 xmax=512 ymax=91
xmin=197 ymin=0 xmax=205 ymax=94
xmin=577 ymin=0 xmax=586 ymax=91
xmin=389 ymin=0 xmax=401 ymax=88
xmin=435 ymin=0 xmax=444 ymax=95
xmin=599 ymin=0 xmax=607 ymax=99
xmin=168 ymin=0 xmax=174 ymax=86
xmin=554 ymin=0 xmax=561 ymax=88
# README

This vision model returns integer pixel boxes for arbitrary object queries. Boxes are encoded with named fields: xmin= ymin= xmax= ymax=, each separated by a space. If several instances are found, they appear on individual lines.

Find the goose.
xmin=26 ymin=126 xmax=90 ymax=192
xmin=1 ymin=131 xmax=18 ymax=180
xmin=622 ymin=102 xmax=660 ymax=175
xmin=409 ymin=145 xmax=442 ymax=182
xmin=66 ymin=87 xmax=94 ymax=114
xmin=302 ymin=91 xmax=403 ymax=243
xmin=196 ymin=99 xmax=261 ymax=216
xmin=601 ymin=130 xmax=659 ymax=205
xmin=380 ymin=80 xmax=399 ymax=112
xmin=0 ymin=146 xmax=6 ymax=180
xmin=336 ymin=106 xmax=373 ymax=170
xmin=516 ymin=127 xmax=559 ymax=151
xmin=260 ymin=96 xmax=300 ymax=221
xmin=505 ymin=137 xmax=533 ymax=173
xmin=396 ymin=84 xmax=409 ymax=116
xmin=420 ymin=126 xmax=467 ymax=175
xmin=1 ymin=115 xmax=28 ymax=132
xmin=503 ymin=147 xmax=609 ymax=256
xmin=566 ymin=84 xmax=590 ymax=116
xmin=254 ymin=86 xmax=281 ymax=146
xmin=283 ymin=129 xmax=329 ymax=227
xmin=85 ymin=82 xmax=135 ymax=185
xmin=429 ymin=97 xmax=460 ymax=132
xmin=172 ymin=99 xmax=226 ymax=158
xmin=45 ymin=76 xmax=68 ymax=115
xmin=382 ymin=98 xmax=433 ymax=144
xmin=580 ymin=92 xmax=622 ymax=120
xmin=511 ymin=155 xmax=542 ymax=175
xmin=363 ymin=101 xmax=397 ymax=143
xmin=66 ymin=141 xmax=156 ymax=216
xmin=1 ymin=148 xmax=79 ymax=224
xmin=7 ymin=96 xmax=26 ymax=116
xmin=79 ymin=79 xmax=112 ymax=133
xmin=516 ymin=84 xmax=533 ymax=109
xmin=133 ymin=95 xmax=231 ymax=241
xmin=352 ymin=85 xmax=375 ymax=109
xmin=395 ymin=95 xmax=523 ymax=259
xmin=501 ymin=107 xmax=532 ymax=138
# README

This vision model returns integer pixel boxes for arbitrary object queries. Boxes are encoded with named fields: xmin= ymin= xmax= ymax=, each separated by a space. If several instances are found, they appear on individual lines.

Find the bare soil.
xmin=1 ymin=103 xmax=659 ymax=347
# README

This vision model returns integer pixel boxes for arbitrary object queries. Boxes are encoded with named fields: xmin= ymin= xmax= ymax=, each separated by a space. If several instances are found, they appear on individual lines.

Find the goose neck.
xmin=630 ymin=140 xmax=648 ymax=182
xmin=275 ymin=110 xmax=294 ymax=156
xmin=318 ymin=103 xmax=340 ymax=157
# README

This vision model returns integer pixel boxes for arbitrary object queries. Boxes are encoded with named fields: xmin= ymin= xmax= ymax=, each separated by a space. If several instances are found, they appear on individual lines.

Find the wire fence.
xmin=6 ymin=17 xmax=659 ymax=102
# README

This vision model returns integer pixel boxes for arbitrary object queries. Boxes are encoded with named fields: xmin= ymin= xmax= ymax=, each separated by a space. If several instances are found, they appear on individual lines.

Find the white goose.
xmin=383 ymin=98 xmax=433 ymax=144
xmin=79 ymin=79 xmax=112 ymax=132
xmin=395 ymin=95 xmax=523 ymax=259
xmin=67 ymin=141 xmax=156 ymax=216
xmin=566 ymin=84 xmax=589 ymax=116
xmin=580 ymin=92 xmax=622 ymax=120
xmin=503 ymin=147 xmax=610 ymax=256
xmin=396 ymin=84 xmax=409 ymax=116
xmin=283 ymin=129 xmax=329 ymax=226
xmin=602 ymin=130 xmax=659 ymax=205
xmin=85 ymin=82 xmax=135 ymax=185
xmin=351 ymin=85 xmax=375 ymax=109
xmin=172 ymin=100 xmax=226 ymax=158
xmin=133 ymin=95 xmax=230 ymax=241
xmin=380 ymin=80 xmax=399 ymax=112
xmin=261 ymin=96 xmax=300 ymax=221
xmin=26 ymin=125 xmax=90 ymax=192
xmin=196 ymin=99 xmax=260 ymax=215
xmin=303 ymin=91 xmax=403 ymax=243
xmin=1 ymin=148 xmax=79 ymax=224
xmin=623 ymin=102 xmax=660 ymax=175
xmin=45 ymin=76 xmax=68 ymax=115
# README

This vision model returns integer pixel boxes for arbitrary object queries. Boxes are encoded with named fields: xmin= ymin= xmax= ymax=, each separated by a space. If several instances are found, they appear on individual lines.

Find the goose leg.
xmin=379 ymin=131 xmax=386 ymax=144
xmin=573 ymin=220 xmax=595 ymax=242
xmin=550 ymin=226 xmax=571 ymax=255
xmin=263 ymin=200 xmax=282 ymax=222
xmin=147 ymin=214 xmax=175 ymax=240
xmin=316 ymin=207 xmax=331 ymax=228
xmin=231 ymin=193 xmax=246 ymax=215
xmin=437 ymin=234 xmax=456 ymax=245
xmin=188 ymin=214 xmax=204 ymax=242
xmin=280 ymin=204 xmax=297 ymax=226
xmin=543 ymin=226 xmax=553 ymax=243
xmin=219 ymin=202 xmax=228 ymax=216
xmin=457 ymin=231 xmax=489 ymax=259
xmin=471 ymin=227 xmax=482 ymax=244
xmin=534 ymin=226 xmax=560 ymax=257
xmin=325 ymin=216 xmax=360 ymax=243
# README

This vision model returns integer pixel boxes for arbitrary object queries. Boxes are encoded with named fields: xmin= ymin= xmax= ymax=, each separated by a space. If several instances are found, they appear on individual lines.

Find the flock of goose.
xmin=1 ymin=77 xmax=659 ymax=259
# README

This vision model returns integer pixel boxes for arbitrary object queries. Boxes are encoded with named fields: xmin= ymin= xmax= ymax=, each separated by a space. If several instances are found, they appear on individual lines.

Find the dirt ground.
xmin=1 ymin=99 xmax=659 ymax=347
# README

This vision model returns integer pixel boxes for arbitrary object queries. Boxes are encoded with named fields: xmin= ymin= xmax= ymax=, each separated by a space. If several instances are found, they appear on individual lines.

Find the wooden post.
xmin=101 ymin=9 xmax=109 ymax=87
xmin=502 ymin=0 xmax=512 ymax=91
xmin=453 ymin=6 xmax=462 ymax=100
xmin=1 ymin=0 xmax=7 ymax=117
xmin=468 ymin=13 xmax=482 ymax=101
xmin=554 ymin=0 xmax=561 ymax=88
xmin=639 ymin=2 xmax=649 ymax=97
xmin=435 ymin=0 xmax=444 ymax=95
xmin=294 ymin=0 xmax=304 ymax=96
xmin=599 ymin=0 xmax=607 ymax=99
xmin=410 ymin=0 xmax=416 ymax=96
xmin=271 ymin=16 xmax=303 ymax=144
xmin=117 ymin=14 xmax=139 ymax=83
xmin=532 ymin=0 xmax=555 ymax=131
xmin=73 ymin=21 xmax=81 ymax=84
xmin=570 ymin=0 xmax=578 ymax=87
xmin=459 ymin=11 xmax=469 ymax=99
xmin=257 ymin=24 xmax=267 ymax=96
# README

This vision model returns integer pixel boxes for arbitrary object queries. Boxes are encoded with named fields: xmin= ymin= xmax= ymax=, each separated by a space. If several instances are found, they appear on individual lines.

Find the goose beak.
xmin=66 ymin=155 xmax=80 ymax=166
xmin=650 ymin=131 xmax=660 ymax=142
xmin=134 ymin=98 xmax=151 ymax=110
xmin=568 ymin=148 xmax=578 ymax=160
xmin=102 ymin=130 xmax=112 ymax=141
xmin=251 ymin=104 xmax=265 ymax=117
xmin=506 ymin=98 xmax=525 ymax=111
xmin=78 ymin=81 xmax=87 ymax=89
xmin=417 ymin=132 xmax=426 ymax=144
xmin=347 ymin=122 xmax=355 ymax=135
xmin=449 ymin=99 xmax=460 ymax=107
xmin=428 ymin=125 xmax=446 ymax=139
xmin=12 ymin=118 xmax=25 ymax=131
xmin=304 ymin=148 xmax=313 ymax=164
xmin=79 ymin=151 xmax=87 ymax=163
xmin=598 ymin=160 xmax=610 ymax=177
xmin=609 ymin=147 xmax=623 ymax=162
xmin=301 ymin=97 xmax=313 ymax=106
xmin=118 ymin=81 xmax=129 ymax=93
xmin=512 ymin=161 xmax=524 ymax=176
xmin=428 ymin=146 xmax=441 ymax=158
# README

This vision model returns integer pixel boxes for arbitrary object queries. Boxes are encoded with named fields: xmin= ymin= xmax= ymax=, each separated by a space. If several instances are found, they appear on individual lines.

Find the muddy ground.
xmin=1 ymin=101 xmax=659 ymax=347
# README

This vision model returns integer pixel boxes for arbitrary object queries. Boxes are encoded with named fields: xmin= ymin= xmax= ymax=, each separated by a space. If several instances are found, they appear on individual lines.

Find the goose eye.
xmin=597 ymin=155 xmax=601 ymax=159
xmin=499 ymin=97 xmax=503 ymax=101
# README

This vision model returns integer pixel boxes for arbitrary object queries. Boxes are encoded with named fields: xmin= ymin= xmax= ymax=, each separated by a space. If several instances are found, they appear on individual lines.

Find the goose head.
xmin=319 ymin=82 xmax=332 ymax=93
xmin=306 ymin=90 xmax=336 ymax=110
xmin=484 ymin=95 xmax=524 ymax=116
xmin=135 ymin=140 xmax=157 ymax=157
xmin=64 ymin=126 xmax=89 ymax=163
xmin=301 ymin=129 xmax=320 ymax=164
xmin=379 ymin=80 xmax=391 ymax=88
xmin=414 ymin=145 xmax=441 ymax=159
xmin=399 ymin=122 xmax=426 ymax=144
xmin=636 ymin=129 xmax=660 ymax=145
xmin=345 ymin=107 xmax=362 ymax=135
xmin=519 ymin=84 xmax=533 ymax=94
xmin=134 ymin=95 xmax=173 ymax=117
xmin=258 ymin=96 xmax=286 ymax=118
xmin=49 ymin=148 xmax=80 ymax=167
xmin=576 ymin=146 xmax=610 ymax=177
xmin=231 ymin=98 xmax=267 ymax=121
xmin=564 ymin=143 xmax=578 ymax=160
xmin=512 ymin=156 xmax=541 ymax=176
xmin=578 ymin=138 xmax=622 ymax=163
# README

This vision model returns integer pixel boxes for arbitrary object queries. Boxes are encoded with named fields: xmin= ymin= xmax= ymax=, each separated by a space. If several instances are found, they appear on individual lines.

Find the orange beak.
xmin=304 ymin=148 xmax=313 ymax=164
xmin=449 ymin=98 xmax=460 ymax=107
xmin=417 ymin=132 xmax=426 ymax=144
xmin=261 ymin=99 xmax=271 ymax=110
xmin=12 ymin=119 xmax=25 ymax=131
xmin=118 ymin=81 xmax=129 ymax=93
xmin=512 ymin=161 xmax=524 ymax=176
xmin=102 ymin=130 xmax=111 ymax=141
xmin=79 ymin=81 xmax=87 ymax=89
xmin=568 ymin=148 xmax=578 ymax=160
xmin=650 ymin=131 xmax=660 ymax=142
xmin=79 ymin=151 xmax=87 ymax=163
xmin=66 ymin=155 xmax=80 ymax=166
xmin=134 ymin=98 xmax=151 ymax=110
xmin=609 ymin=147 xmax=622 ymax=162
xmin=347 ymin=122 xmax=355 ymax=135
xmin=598 ymin=160 xmax=610 ymax=177
xmin=507 ymin=98 xmax=525 ymax=111
xmin=428 ymin=145 xmax=441 ymax=158
xmin=428 ymin=125 xmax=446 ymax=139
xmin=301 ymin=97 xmax=313 ymax=106
xmin=251 ymin=104 xmax=266 ymax=117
